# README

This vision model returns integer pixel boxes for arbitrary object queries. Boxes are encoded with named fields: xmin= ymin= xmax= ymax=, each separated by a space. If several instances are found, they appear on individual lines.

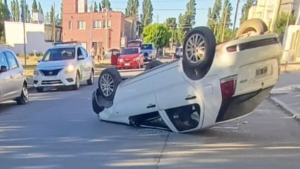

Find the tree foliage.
xmin=141 ymin=0 xmax=153 ymax=27
xmin=125 ymin=0 xmax=139 ymax=17
xmin=32 ymin=0 xmax=37 ymax=12
xmin=101 ymin=0 xmax=112 ymax=11
xmin=38 ymin=2 xmax=43 ymax=14
xmin=207 ymin=0 xmax=222 ymax=35
xmin=275 ymin=12 xmax=296 ymax=34
xmin=94 ymin=1 xmax=98 ymax=12
xmin=0 ymin=0 xmax=10 ymax=43
xmin=142 ymin=24 xmax=171 ymax=48
xmin=217 ymin=0 xmax=232 ymax=42
xmin=240 ymin=0 xmax=256 ymax=25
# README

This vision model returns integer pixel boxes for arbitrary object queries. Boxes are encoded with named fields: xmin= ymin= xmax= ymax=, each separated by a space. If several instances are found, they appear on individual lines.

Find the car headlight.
xmin=65 ymin=64 xmax=75 ymax=73
xmin=118 ymin=58 xmax=123 ymax=62
xmin=34 ymin=69 xmax=39 ymax=75
xmin=134 ymin=57 xmax=139 ymax=61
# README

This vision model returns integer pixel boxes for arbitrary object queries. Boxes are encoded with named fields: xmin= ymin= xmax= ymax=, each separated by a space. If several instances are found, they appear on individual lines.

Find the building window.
xmin=69 ymin=21 xmax=72 ymax=29
xmin=94 ymin=20 xmax=102 ymax=29
xmin=78 ymin=21 xmax=86 ymax=30
xmin=103 ymin=20 xmax=111 ymax=28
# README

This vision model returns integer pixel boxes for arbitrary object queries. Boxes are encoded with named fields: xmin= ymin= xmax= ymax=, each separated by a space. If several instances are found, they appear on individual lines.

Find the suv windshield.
xmin=141 ymin=44 xmax=153 ymax=50
xmin=42 ymin=48 xmax=75 ymax=61
xmin=121 ymin=48 xmax=139 ymax=55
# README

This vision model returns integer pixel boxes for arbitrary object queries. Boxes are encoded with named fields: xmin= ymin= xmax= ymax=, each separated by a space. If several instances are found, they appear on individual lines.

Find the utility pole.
xmin=105 ymin=8 xmax=108 ymax=50
xmin=232 ymin=0 xmax=240 ymax=32
xmin=22 ymin=0 xmax=27 ymax=66
xmin=53 ymin=2 xmax=56 ymax=42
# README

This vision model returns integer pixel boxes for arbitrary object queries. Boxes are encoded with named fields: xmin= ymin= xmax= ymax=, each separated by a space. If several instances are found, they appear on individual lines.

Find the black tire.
xmin=72 ymin=73 xmax=80 ymax=90
xmin=92 ymin=92 xmax=104 ymax=114
xmin=16 ymin=84 xmax=29 ymax=105
xmin=36 ymin=87 xmax=44 ymax=93
xmin=182 ymin=26 xmax=216 ymax=70
xmin=87 ymin=70 xmax=94 ymax=85
xmin=236 ymin=18 xmax=268 ymax=38
xmin=97 ymin=67 xmax=122 ymax=101
xmin=145 ymin=60 xmax=163 ymax=71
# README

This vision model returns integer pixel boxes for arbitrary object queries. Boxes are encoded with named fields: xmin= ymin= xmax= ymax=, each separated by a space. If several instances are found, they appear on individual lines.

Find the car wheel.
xmin=72 ymin=73 xmax=80 ymax=90
xmin=235 ymin=18 xmax=268 ymax=38
xmin=87 ymin=70 xmax=94 ymax=85
xmin=182 ymin=26 xmax=216 ymax=70
xmin=36 ymin=87 xmax=44 ymax=93
xmin=92 ymin=92 xmax=104 ymax=114
xmin=145 ymin=60 xmax=163 ymax=71
xmin=98 ymin=67 xmax=122 ymax=101
xmin=16 ymin=84 xmax=29 ymax=105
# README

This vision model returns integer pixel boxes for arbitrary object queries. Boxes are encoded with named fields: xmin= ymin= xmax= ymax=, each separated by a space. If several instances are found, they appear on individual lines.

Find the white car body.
xmin=93 ymin=31 xmax=282 ymax=133
xmin=0 ymin=49 xmax=29 ymax=104
xmin=141 ymin=43 xmax=157 ymax=61
xmin=33 ymin=43 xmax=95 ymax=90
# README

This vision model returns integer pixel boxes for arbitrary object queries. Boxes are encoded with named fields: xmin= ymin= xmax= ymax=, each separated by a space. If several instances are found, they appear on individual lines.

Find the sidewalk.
xmin=269 ymin=73 xmax=300 ymax=122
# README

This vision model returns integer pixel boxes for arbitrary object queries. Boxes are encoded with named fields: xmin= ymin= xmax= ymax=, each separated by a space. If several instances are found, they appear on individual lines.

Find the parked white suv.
xmin=0 ymin=49 xmax=29 ymax=105
xmin=33 ymin=42 xmax=95 ymax=92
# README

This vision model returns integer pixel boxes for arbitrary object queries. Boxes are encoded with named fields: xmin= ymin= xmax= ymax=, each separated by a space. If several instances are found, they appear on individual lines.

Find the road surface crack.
xmin=156 ymin=133 xmax=170 ymax=169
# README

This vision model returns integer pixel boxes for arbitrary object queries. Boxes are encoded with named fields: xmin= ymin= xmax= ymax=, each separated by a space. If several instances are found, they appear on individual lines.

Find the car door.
xmin=152 ymin=66 xmax=204 ymax=132
xmin=80 ymin=47 xmax=91 ymax=79
xmin=113 ymin=77 xmax=159 ymax=119
xmin=0 ymin=52 xmax=12 ymax=101
xmin=77 ymin=47 xmax=87 ymax=80
xmin=4 ymin=51 xmax=24 ymax=98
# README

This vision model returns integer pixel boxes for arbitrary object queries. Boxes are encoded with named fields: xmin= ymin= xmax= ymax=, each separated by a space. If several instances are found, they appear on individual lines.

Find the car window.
xmin=80 ymin=47 xmax=88 ymax=58
xmin=141 ymin=44 xmax=153 ymax=50
xmin=111 ymin=50 xmax=120 ymax=55
xmin=42 ymin=48 xmax=75 ymax=61
xmin=0 ymin=52 xmax=9 ymax=70
xmin=121 ymin=48 xmax=139 ymax=55
xmin=77 ymin=47 xmax=83 ymax=58
xmin=5 ymin=52 xmax=19 ymax=69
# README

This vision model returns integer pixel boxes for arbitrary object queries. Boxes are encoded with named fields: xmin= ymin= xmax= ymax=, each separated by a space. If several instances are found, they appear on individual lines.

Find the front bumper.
xmin=216 ymin=86 xmax=273 ymax=123
xmin=33 ymin=71 xmax=77 ymax=87
xmin=117 ymin=61 xmax=139 ymax=68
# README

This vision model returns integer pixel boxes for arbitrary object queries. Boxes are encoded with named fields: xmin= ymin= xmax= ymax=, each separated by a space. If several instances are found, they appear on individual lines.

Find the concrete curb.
xmin=269 ymin=97 xmax=300 ymax=122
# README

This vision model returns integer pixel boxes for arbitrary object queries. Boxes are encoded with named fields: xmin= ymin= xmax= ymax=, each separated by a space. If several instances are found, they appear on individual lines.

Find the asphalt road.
xmin=1 ymin=72 xmax=300 ymax=168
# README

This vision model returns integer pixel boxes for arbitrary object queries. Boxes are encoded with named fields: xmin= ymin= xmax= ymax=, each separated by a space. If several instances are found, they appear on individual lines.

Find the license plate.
xmin=255 ymin=66 xmax=268 ymax=77
xmin=125 ymin=63 xmax=130 ymax=66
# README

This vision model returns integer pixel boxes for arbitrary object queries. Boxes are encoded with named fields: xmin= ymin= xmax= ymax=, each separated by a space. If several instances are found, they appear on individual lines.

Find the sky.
xmin=6 ymin=0 xmax=245 ymax=27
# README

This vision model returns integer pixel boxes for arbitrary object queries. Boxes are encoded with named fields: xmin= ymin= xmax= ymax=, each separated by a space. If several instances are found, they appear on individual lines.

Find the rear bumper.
xmin=216 ymin=86 xmax=273 ymax=123
xmin=117 ymin=61 xmax=139 ymax=68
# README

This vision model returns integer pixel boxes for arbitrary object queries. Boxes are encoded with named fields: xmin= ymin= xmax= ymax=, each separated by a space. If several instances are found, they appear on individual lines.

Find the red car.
xmin=117 ymin=47 xmax=144 ymax=69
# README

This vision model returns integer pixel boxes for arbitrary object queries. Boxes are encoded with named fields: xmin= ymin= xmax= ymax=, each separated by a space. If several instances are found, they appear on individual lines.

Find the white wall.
xmin=4 ymin=21 xmax=53 ymax=54
xmin=282 ymin=25 xmax=300 ymax=62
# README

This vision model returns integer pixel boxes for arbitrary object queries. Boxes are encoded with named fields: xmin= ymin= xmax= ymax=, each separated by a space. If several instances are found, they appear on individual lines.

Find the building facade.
xmin=3 ymin=21 xmax=62 ymax=54
xmin=62 ymin=0 xmax=125 ymax=53
xmin=248 ymin=0 xmax=300 ymax=31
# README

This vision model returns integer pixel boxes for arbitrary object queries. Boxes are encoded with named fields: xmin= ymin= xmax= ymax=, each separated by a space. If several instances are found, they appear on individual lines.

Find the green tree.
xmin=10 ymin=0 xmax=15 ymax=21
xmin=240 ymin=0 xmax=256 ymax=25
xmin=185 ymin=0 xmax=196 ymax=26
xmin=275 ymin=12 xmax=296 ymax=34
xmin=165 ymin=17 xmax=177 ymax=28
xmin=217 ymin=0 xmax=232 ymax=42
xmin=99 ymin=2 xmax=102 ymax=11
xmin=89 ymin=4 xmax=93 ymax=12
xmin=0 ymin=0 xmax=10 ymax=43
xmin=45 ymin=11 xmax=50 ymax=24
xmin=32 ymin=0 xmax=37 ymax=12
xmin=101 ymin=0 xmax=112 ymax=10
xmin=207 ymin=0 xmax=222 ymax=36
xmin=142 ymin=23 xmax=171 ymax=49
xmin=94 ymin=1 xmax=98 ymax=12
xmin=141 ymin=0 xmax=153 ymax=27
xmin=38 ymin=2 xmax=43 ymax=14
xmin=50 ymin=5 xmax=54 ymax=24
xmin=125 ymin=0 xmax=139 ymax=17
xmin=14 ymin=0 xmax=20 ymax=21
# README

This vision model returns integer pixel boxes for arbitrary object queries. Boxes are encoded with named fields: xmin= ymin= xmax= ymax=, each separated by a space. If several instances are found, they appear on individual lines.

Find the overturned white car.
xmin=91 ymin=19 xmax=283 ymax=133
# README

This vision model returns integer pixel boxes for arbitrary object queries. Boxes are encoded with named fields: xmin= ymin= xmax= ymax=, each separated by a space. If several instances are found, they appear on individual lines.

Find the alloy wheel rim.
xmin=185 ymin=33 xmax=206 ymax=64
xmin=100 ymin=74 xmax=114 ymax=97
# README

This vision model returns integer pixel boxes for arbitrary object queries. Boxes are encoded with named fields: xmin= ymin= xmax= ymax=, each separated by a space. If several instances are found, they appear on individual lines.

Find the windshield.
xmin=141 ymin=44 xmax=153 ymax=50
xmin=121 ymin=48 xmax=139 ymax=55
xmin=42 ymin=48 xmax=75 ymax=61
xmin=127 ymin=42 xmax=141 ymax=47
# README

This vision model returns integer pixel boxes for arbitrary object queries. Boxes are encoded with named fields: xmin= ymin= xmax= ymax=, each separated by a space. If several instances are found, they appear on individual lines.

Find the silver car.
xmin=0 ymin=49 xmax=29 ymax=105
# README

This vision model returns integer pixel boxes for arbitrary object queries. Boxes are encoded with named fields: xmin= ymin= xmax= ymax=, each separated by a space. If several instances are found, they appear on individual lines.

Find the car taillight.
xmin=226 ymin=45 xmax=237 ymax=52
xmin=220 ymin=75 xmax=237 ymax=99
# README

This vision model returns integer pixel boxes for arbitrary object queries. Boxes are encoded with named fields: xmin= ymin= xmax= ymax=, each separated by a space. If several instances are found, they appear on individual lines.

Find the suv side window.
xmin=0 ymin=52 xmax=9 ymax=70
xmin=77 ymin=47 xmax=83 ymax=58
xmin=80 ymin=47 xmax=88 ymax=58
xmin=5 ymin=52 xmax=19 ymax=69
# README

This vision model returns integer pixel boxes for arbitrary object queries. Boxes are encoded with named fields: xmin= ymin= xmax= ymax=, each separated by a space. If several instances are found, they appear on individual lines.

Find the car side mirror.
xmin=0 ymin=65 xmax=8 ymax=73
xmin=78 ymin=55 xmax=85 ymax=60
